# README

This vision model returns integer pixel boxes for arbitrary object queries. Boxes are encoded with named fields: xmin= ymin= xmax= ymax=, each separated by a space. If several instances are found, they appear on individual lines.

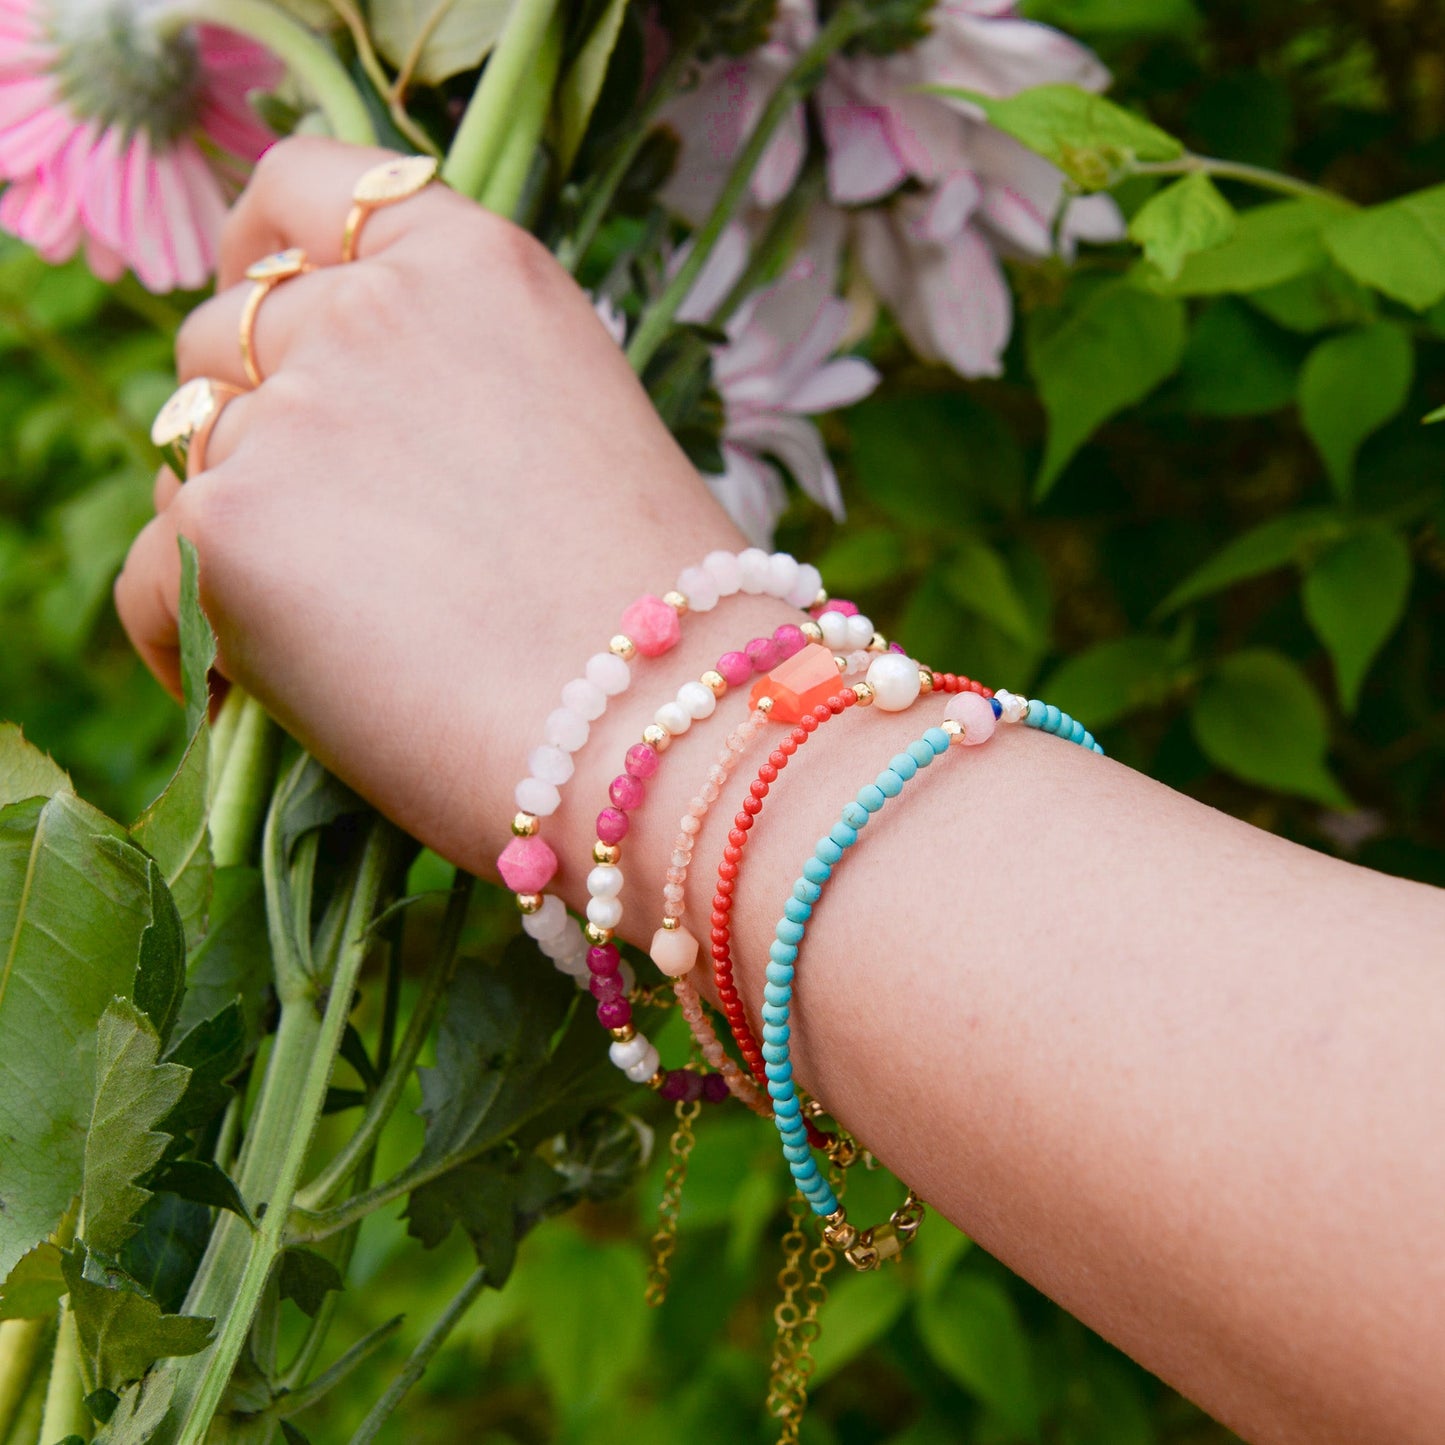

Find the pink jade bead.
xmin=497 ymin=835 xmax=559 ymax=893
xmin=620 ymin=594 xmax=682 ymax=657
xmin=625 ymin=743 xmax=659 ymax=779
xmin=716 ymin=651 xmax=753 ymax=687
xmin=651 ymin=925 xmax=700 ymax=977
xmin=746 ymin=636 xmax=782 ymax=672
xmin=596 ymin=807 xmax=629 ymax=844
xmin=945 ymin=689 xmax=997 ymax=744
xmin=813 ymin=598 xmax=858 ymax=617
xmin=773 ymin=623 xmax=807 ymax=660
xmin=609 ymin=773 xmax=645 ymax=810
xmin=597 ymin=997 xmax=632 ymax=1028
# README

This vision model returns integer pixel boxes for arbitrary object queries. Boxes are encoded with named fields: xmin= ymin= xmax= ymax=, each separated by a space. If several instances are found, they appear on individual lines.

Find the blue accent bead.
xmin=776 ymin=918 xmax=806 ymax=945
xmin=762 ymin=1022 xmax=790 ymax=1044
xmin=765 ymin=960 xmax=793 ymax=986
xmin=1027 ymin=698 xmax=1046 ymax=726
xmin=784 ymin=898 xmax=812 ymax=924
xmin=889 ymin=751 xmax=918 ymax=780
xmin=803 ymin=856 xmax=832 ymax=884
xmin=990 ymin=697 xmax=1003 ymax=718
xmin=856 ymin=783 xmax=886 ymax=813
xmin=907 ymin=739 xmax=934 ymax=767
xmin=829 ymin=822 xmax=857 ymax=849
xmin=761 ymin=1001 xmax=788 ymax=1026
xmin=768 ymin=940 xmax=798 ymax=966
xmin=794 ymin=877 xmax=822 ymax=904
xmin=763 ymin=982 xmax=791 ymax=1007
xmin=816 ymin=837 xmax=844 ymax=865
xmin=923 ymin=726 xmax=950 ymax=756
xmin=876 ymin=769 xmax=903 ymax=797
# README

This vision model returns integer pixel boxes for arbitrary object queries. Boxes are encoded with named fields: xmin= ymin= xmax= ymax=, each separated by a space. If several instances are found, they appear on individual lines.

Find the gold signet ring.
xmin=341 ymin=155 xmax=439 ymax=263
xmin=151 ymin=377 xmax=246 ymax=480
xmin=239 ymin=247 xmax=312 ymax=387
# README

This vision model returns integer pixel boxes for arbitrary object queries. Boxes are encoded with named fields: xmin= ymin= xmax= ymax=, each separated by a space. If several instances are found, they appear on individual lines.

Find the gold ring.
xmin=239 ymin=247 xmax=311 ymax=386
xmin=151 ymin=377 xmax=246 ymax=479
xmin=341 ymin=155 xmax=439 ymax=263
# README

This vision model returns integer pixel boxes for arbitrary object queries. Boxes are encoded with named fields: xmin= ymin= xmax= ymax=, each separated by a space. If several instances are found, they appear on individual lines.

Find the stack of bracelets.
xmin=496 ymin=546 xmax=1101 ymax=1436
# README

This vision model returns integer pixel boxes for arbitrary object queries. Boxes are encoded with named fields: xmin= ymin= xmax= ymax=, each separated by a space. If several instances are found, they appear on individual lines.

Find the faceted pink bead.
xmin=597 ymin=997 xmax=632 ymax=1028
xmin=625 ymin=743 xmax=659 ymax=779
xmin=590 ymin=973 xmax=625 ymax=1001
xmin=773 ymin=623 xmax=807 ymax=660
xmin=596 ymin=807 xmax=629 ymax=844
xmin=620 ymin=594 xmax=682 ymax=657
xmin=812 ymin=597 xmax=858 ymax=617
xmin=945 ymin=689 xmax=997 ymax=745
xmin=497 ymin=835 xmax=559 ymax=893
xmin=717 ymin=651 xmax=752 ymax=687
xmin=609 ymin=773 xmax=645 ymax=810
xmin=588 ymin=943 xmax=620 ymax=975
xmin=746 ymin=636 xmax=782 ymax=672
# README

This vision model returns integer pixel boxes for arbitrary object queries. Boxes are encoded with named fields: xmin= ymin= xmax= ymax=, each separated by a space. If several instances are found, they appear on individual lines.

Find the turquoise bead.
xmin=783 ymin=1142 xmax=810 ymax=1162
xmin=763 ymin=982 xmax=790 ymax=1007
xmin=924 ymin=727 xmax=950 ymax=756
xmin=1027 ymin=698 xmax=1046 ymax=726
xmin=765 ymin=960 xmax=793 ymax=986
xmin=768 ymin=940 xmax=798 ymax=966
xmin=762 ymin=1042 xmax=788 ymax=1064
xmin=811 ymin=1184 xmax=839 ymax=1216
xmin=774 ymin=1095 xmax=801 ymax=1119
xmin=784 ymin=898 xmax=812 ymax=924
xmin=794 ymin=877 xmax=822 ymax=904
xmin=1044 ymin=704 xmax=1061 ymax=732
xmin=788 ymin=1159 xmax=816 ymax=1183
xmin=803 ymin=857 xmax=832 ymax=884
xmin=856 ymin=783 xmax=886 ymax=812
xmin=889 ymin=751 xmax=918 ymax=780
xmin=765 ymin=1061 xmax=792 ymax=1083
xmin=816 ymin=836 xmax=844 ymax=865
xmin=1070 ymin=720 xmax=1086 ymax=744
xmin=842 ymin=801 xmax=869 ymax=829
xmin=767 ymin=1078 xmax=793 ymax=1100
xmin=907 ymin=739 xmax=934 ymax=767
xmin=762 ymin=1021 xmax=789 ymax=1044
xmin=761 ymin=1001 xmax=788 ymax=1026
xmin=875 ymin=769 xmax=903 ymax=798
xmin=776 ymin=918 xmax=805 ymax=945
xmin=828 ymin=821 xmax=857 ymax=849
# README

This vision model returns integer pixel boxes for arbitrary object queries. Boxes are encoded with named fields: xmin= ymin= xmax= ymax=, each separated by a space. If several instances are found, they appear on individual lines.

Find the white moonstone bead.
xmin=587 ymin=864 xmax=623 ymax=899
xmin=521 ymin=894 xmax=569 ymax=941
xmin=586 ymin=894 xmax=623 ymax=930
xmin=539 ymin=919 xmax=584 ymax=959
xmin=785 ymin=562 xmax=823 ymax=609
xmin=738 ymin=547 xmax=771 ymax=593
xmin=515 ymin=777 xmax=560 ymax=816
xmin=817 ymin=610 xmax=850 ymax=649
xmin=866 ymin=652 xmax=922 ymax=712
xmin=677 ymin=565 xmax=720 ymax=612
xmin=655 ymin=701 xmax=692 ymax=736
xmin=585 ymin=651 xmax=631 ymax=696
xmin=845 ymin=613 xmax=875 ymax=650
xmin=618 ymin=960 xmax=636 ymax=994
xmin=528 ymin=744 xmax=574 ymax=787
xmin=561 ymin=677 xmax=606 ymax=721
xmin=543 ymin=706 xmax=589 ymax=753
xmin=677 ymin=681 xmax=717 ymax=720
xmin=995 ymin=689 xmax=1027 ymax=723
xmin=703 ymin=549 xmax=742 ymax=596
xmin=624 ymin=1044 xmax=661 ymax=1083
xmin=553 ymin=946 xmax=589 ymax=978
xmin=609 ymin=1033 xmax=651 ymax=1070
xmin=767 ymin=552 xmax=800 ymax=599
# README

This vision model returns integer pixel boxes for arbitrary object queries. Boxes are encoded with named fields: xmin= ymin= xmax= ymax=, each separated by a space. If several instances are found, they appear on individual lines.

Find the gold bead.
xmin=822 ymin=1213 xmax=859 ymax=1251
xmin=641 ymin=723 xmax=671 ymax=753
xmin=593 ymin=840 xmax=621 ymax=865
xmin=662 ymin=590 xmax=689 ymax=614
xmin=516 ymin=892 xmax=542 ymax=914
xmin=585 ymin=922 xmax=613 ymax=945
xmin=812 ymin=588 xmax=829 ymax=609
xmin=800 ymin=620 xmax=824 ymax=643
xmin=868 ymin=1221 xmax=905 ymax=1263
xmin=755 ymin=695 xmax=774 ymax=715
xmin=919 ymin=668 xmax=934 ymax=694
xmin=701 ymin=669 xmax=727 ymax=695
xmin=511 ymin=811 xmax=538 ymax=837
xmin=835 ymin=654 xmax=848 ymax=674
xmin=868 ymin=632 xmax=888 ymax=653
xmin=662 ymin=916 xmax=679 ymax=930
xmin=610 ymin=1023 xmax=636 ymax=1042
xmin=851 ymin=682 xmax=875 ymax=707
xmin=941 ymin=719 xmax=964 ymax=742
xmin=609 ymin=634 xmax=636 ymax=660
xmin=646 ymin=1069 xmax=667 ymax=1090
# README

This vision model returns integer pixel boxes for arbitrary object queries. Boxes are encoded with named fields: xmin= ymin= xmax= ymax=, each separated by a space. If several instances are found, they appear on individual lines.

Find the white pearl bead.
xmin=543 ymin=706 xmax=589 ymax=753
xmin=586 ymin=894 xmax=623 ymax=930
xmin=624 ymin=1043 xmax=661 ymax=1083
xmin=585 ymin=651 xmax=631 ymax=696
xmin=521 ymin=894 xmax=568 ymax=941
xmin=677 ymin=564 xmax=720 ymax=612
xmin=766 ymin=552 xmax=800 ymax=599
xmin=737 ymin=547 xmax=771 ymax=593
xmin=845 ymin=613 xmax=875 ymax=650
xmin=677 ymin=680 xmax=717 ymax=720
xmin=515 ymin=777 xmax=560 ymax=816
xmin=817 ymin=610 xmax=849 ymax=649
xmin=703 ymin=549 xmax=742 ymax=596
xmin=609 ymin=1032 xmax=650 ymax=1070
xmin=587 ymin=864 xmax=623 ymax=899
xmin=866 ymin=652 xmax=922 ymax=712
xmin=785 ymin=562 xmax=823 ymax=609
xmin=655 ymin=701 xmax=692 ymax=736
xmin=561 ymin=677 xmax=606 ymax=721
xmin=528 ymin=744 xmax=573 ymax=787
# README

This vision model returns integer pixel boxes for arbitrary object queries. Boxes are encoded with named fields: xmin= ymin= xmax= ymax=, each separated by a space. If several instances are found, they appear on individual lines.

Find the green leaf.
xmin=0 ymin=1241 xmax=66 ymax=1319
xmin=1021 ymin=0 xmax=1200 ymax=37
xmin=86 ymin=1387 xmax=121 ymax=1423
xmin=371 ymin=0 xmax=512 ymax=85
xmin=117 ymin=1193 xmax=211 ymax=1315
xmin=1424 ymin=402 xmax=1445 ymax=424
xmin=1298 ymin=321 xmax=1413 ymax=498
xmin=1162 ymin=199 xmax=1342 ymax=296
xmin=1190 ymin=650 xmax=1348 ymax=807
xmin=1302 ymin=526 xmax=1412 ymax=713
xmin=916 ymin=1273 xmax=1038 ymax=1439
xmin=1324 ymin=183 xmax=1445 ymax=311
xmin=1158 ymin=509 xmax=1343 ymax=612
xmin=161 ymin=1001 xmax=245 ymax=1133
xmin=1175 ymin=298 xmax=1299 ymax=417
xmin=1129 ymin=172 xmax=1235 ymax=281
xmin=149 ymin=1160 xmax=251 ymax=1224
xmin=926 ymin=83 xmax=1181 ymax=190
xmin=1029 ymin=281 xmax=1187 ymax=497
xmin=277 ymin=1246 xmax=343 ymax=1317
xmin=173 ymin=867 xmax=270 ymax=1044
xmin=553 ymin=0 xmax=628 ymax=174
xmin=1247 ymin=265 xmax=1377 ymax=334
xmin=1041 ymin=637 xmax=1177 ymax=727
xmin=0 ymin=722 xmax=71 ymax=807
xmin=816 ymin=527 xmax=908 ymax=592
xmin=0 ymin=794 xmax=155 ymax=1277
xmin=91 ymin=1372 xmax=176 ymax=1444
xmin=61 ymin=1245 xmax=213 ymax=1394
xmin=176 ymin=539 xmax=214 ymax=741
xmin=82 ymin=999 xmax=190 ymax=1260
xmin=941 ymin=536 xmax=1044 ymax=647
xmin=809 ymin=1267 xmax=909 ymax=1385
xmin=132 ymin=857 xmax=185 ymax=1049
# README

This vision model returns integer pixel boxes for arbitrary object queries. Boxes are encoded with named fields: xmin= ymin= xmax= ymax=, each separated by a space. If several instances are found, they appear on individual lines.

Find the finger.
xmin=115 ymin=506 xmax=188 ymax=699
xmin=176 ymin=265 xmax=330 ymax=389
xmin=218 ymin=135 xmax=466 ymax=287
xmin=153 ymin=464 xmax=181 ymax=511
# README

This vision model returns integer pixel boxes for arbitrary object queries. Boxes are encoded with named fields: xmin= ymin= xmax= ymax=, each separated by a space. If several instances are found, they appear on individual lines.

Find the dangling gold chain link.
xmin=644 ymin=1093 xmax=701 ymax=1307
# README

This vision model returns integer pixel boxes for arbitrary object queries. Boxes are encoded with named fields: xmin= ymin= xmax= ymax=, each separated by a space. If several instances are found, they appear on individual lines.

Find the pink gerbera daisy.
xmin=0 ymin=0 xmax=280 ymax=290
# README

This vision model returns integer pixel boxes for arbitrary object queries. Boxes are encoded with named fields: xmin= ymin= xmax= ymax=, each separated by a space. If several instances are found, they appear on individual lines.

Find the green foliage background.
xmin=1 ymin=0 xmax=1441 ymax=1441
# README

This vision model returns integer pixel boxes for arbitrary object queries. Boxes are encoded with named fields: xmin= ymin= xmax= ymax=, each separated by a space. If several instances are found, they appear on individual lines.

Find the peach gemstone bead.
xmin=945 ymin=688 xmax=997 ymax=744
xmin=749 ymin=643 xmax=841 ymax=722
xmin=619 ymin=594 xmax=682 ymax=657
xmin=650 ymin=925 xmax=700 ymax=977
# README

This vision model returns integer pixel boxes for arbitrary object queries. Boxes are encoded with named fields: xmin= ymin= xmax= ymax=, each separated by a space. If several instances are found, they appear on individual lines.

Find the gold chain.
xmin=644 ymin=1094 xmax=700 ymax=1307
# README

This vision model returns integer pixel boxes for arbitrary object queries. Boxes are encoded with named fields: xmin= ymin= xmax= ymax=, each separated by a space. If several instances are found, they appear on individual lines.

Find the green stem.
xmin=1132 ymin=154 xmax=1354 ymax=207
xmin=210 ymin=693 xmax=281 ymax=870
xmin=36 ymin=1309 xmax=87 ymax=1444
xmin=345 ymin=1269 xmax=488 ymax=1445
xmin=274 ymin=1314 xmax=403 ymax=1417
xmin=625 ymin=4 xmax=866 ymax=375
xmin=441 ymin=0 xmax=563 ymax=200
xmin=153 ymin=0 xmax=376 ymax=145
xmin=477 ymin=7 xmax=564 ymax=218
xmin=168 ymin=821 xmax=397 ymax=1445
xmin=714 ymin=162 xmax=823 ymax=325
xmin=296 ymin=879 xmax=473 ymax=1209
xmin=0 ymin=1319 xmax=45 ymax=1442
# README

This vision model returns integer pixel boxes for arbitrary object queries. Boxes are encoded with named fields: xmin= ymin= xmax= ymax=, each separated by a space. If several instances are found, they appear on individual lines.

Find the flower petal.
xmin=728 ymin=413 xmax=846 ymax=519
xmin=704 ymin=444 xmax=787 ymax=548
xmin=784 ymin=355 xmax=879 ymax=414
